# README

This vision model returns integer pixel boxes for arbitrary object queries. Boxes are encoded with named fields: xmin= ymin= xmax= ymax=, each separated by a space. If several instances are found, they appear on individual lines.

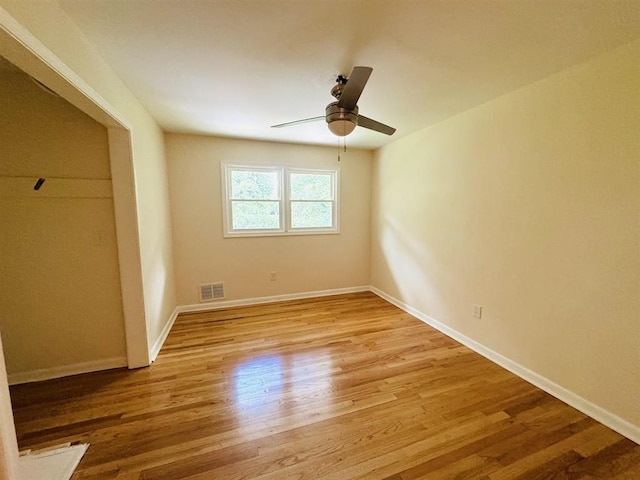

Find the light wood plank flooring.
xmin=10 ymin=292 xmax=640 ymax=479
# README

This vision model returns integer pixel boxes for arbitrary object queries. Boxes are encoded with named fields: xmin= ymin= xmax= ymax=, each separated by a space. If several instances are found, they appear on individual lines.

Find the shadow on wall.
xmin=378 ymin=214 xmax=454 ymax=321
xmin=146 ymin=256 xmax=169 ymax=334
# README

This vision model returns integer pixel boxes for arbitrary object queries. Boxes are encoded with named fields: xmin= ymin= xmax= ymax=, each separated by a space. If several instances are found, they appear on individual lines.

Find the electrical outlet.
xmin=94 ymin=230 xmax=106 ymax=246
xmin=473 ymin=304 xmax=483 ymax=319
xmin=270 ymin=271 xmax=277 ymax=282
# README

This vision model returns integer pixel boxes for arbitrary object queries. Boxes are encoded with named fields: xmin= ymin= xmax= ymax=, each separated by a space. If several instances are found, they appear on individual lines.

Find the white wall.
xmin=1 ymin=0 xmax=637 ymax=447
xmin=371 ymin=40 xmax=640 ymax=433
xmin=0 ymin=336 xmax=18 ymax=480
xmin=0 ymin=0 xmax=178 ymax=365
xmin=0 ymin=71 xmax=127 ymax=380
xmin=166 ymin=134 xmax=372 ymax=304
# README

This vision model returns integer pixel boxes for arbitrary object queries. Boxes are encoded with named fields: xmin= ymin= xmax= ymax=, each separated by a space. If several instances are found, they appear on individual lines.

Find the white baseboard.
xmin=176 ymin=285 xmax=371 ymax=315
xmin=8 ymin=288 xmax=370 ymax=385
xmin=148 ymin=286 xmax=370 ymax=363
xmin=8 ymin=357 xmax=127 ymax=386
xmin=150 ymin=307 xmax=180 ymax=362
xmin=370 ymin=286 xmax=640 ymax=445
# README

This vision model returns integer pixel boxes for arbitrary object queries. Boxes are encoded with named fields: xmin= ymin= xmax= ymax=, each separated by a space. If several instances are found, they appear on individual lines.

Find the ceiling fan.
xmin=271 ymin=66 xmax=396 ymax=137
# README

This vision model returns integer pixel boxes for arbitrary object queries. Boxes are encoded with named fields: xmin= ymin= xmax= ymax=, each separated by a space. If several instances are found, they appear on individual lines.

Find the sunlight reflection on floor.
xmin=233 ymin=351 xmax=334 ymax=432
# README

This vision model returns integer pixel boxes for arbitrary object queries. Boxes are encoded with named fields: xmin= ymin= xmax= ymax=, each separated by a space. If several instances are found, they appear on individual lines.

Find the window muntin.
xmin=222 ymin=163 xmax=338 ymax=237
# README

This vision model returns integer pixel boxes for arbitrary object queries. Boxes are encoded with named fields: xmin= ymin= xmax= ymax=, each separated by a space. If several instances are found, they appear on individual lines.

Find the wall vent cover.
xmin=199 ymin=282 xmax=225 ymax=302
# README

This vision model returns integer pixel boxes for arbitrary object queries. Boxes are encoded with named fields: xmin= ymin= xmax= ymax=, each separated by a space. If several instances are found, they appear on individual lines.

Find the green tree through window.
xmin=230 ymin=170 xmax=281 ymax=230
xmin=290 ymin=173 xmax=333 ymax=228
xmin=223 ymin=164 xmax=338 ymax=236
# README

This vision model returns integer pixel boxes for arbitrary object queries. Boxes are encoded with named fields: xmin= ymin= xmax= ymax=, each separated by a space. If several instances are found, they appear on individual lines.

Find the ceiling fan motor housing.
xmin=330 ymin=80 xmax=346 ymax=100
xmin=271 ymin=66 xmax=394 ymax=136
xmin=326 ymin=102 xmax=358 ymax=136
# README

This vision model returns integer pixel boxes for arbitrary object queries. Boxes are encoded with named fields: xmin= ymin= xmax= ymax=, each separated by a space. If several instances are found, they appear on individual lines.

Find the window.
xmin=222 ymin=163 xmax=339 ymax=237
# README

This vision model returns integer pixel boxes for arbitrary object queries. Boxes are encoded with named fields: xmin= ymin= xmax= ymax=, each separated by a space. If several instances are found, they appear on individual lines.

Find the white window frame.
xmin=222 ymin=162 xmax=339 ymax=237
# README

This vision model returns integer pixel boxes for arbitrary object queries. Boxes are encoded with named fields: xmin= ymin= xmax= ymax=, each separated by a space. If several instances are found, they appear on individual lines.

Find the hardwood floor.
xmin=9 ymin=292 xmax=640 ymax=479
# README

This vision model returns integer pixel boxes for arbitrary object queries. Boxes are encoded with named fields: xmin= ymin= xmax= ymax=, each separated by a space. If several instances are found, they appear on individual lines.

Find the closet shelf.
xmin=0 ymin=176 xmax=113 ymax=198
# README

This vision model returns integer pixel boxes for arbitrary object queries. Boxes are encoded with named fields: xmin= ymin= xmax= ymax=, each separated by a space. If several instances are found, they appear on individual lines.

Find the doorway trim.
xmin=0 ymin=6 xmax=151 ymax=370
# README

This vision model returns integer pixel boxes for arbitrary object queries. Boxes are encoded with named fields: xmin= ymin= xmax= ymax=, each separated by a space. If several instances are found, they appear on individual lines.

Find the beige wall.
xmin=166 ymin=134 xmax=372 ymax=304
xmin=0 ymin=71 xmax=127 ymax=378
xmin=0 ymin=0 xmax=178 ymax=365
xmin=371 ymin=41 xmax=640 ymax=428
xmin=1 ymin=0 xmax=636 ymax=444
xmin=131 ymin=123 xmax=176 ymax=349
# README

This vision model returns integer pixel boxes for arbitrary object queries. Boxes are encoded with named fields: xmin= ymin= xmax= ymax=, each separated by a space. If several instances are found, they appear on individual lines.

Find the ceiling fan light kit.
xmin=272 ymin=66 xmax=396 ymax=138
xmin=326 ymin=103 xmax=358 ymax=136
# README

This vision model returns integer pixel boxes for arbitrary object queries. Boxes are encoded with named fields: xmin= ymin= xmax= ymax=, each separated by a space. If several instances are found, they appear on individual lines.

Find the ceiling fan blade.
xmin=357 ymin=115 xmax=396 ymax=135
xmin=337 ymin=66 xmax=373 ymax=110
xmin=271 ymin=116 xmax=324 ymax=128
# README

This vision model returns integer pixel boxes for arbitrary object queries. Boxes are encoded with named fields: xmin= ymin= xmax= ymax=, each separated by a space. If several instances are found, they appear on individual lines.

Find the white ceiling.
xmin=58 ymin=0 xmax=640 ymax=149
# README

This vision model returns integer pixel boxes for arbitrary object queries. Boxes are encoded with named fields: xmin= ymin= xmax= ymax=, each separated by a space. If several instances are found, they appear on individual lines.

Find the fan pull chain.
xmin=337 ymin=137 xmax=348 ymax=162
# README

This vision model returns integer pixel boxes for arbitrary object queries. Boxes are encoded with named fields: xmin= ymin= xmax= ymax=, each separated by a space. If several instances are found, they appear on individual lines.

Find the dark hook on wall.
xmin=33 ymin=178 xmax=46 ymax=191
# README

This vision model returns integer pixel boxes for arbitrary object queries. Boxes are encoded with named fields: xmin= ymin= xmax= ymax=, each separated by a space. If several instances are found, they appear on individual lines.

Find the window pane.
xmin=231 ymin=170 xmax=279 ymax=200
xmin=291 ymin=201 xmax=333 ymax=228
xmin=290 ymin=173 xmax=331 ymax=200
xmin=232 ymin=201 xmax=280 ymax=229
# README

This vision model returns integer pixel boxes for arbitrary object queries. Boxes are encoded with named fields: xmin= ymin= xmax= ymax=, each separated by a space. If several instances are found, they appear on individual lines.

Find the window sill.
xmin=223 ymin=229 xmax=340 ymax=238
